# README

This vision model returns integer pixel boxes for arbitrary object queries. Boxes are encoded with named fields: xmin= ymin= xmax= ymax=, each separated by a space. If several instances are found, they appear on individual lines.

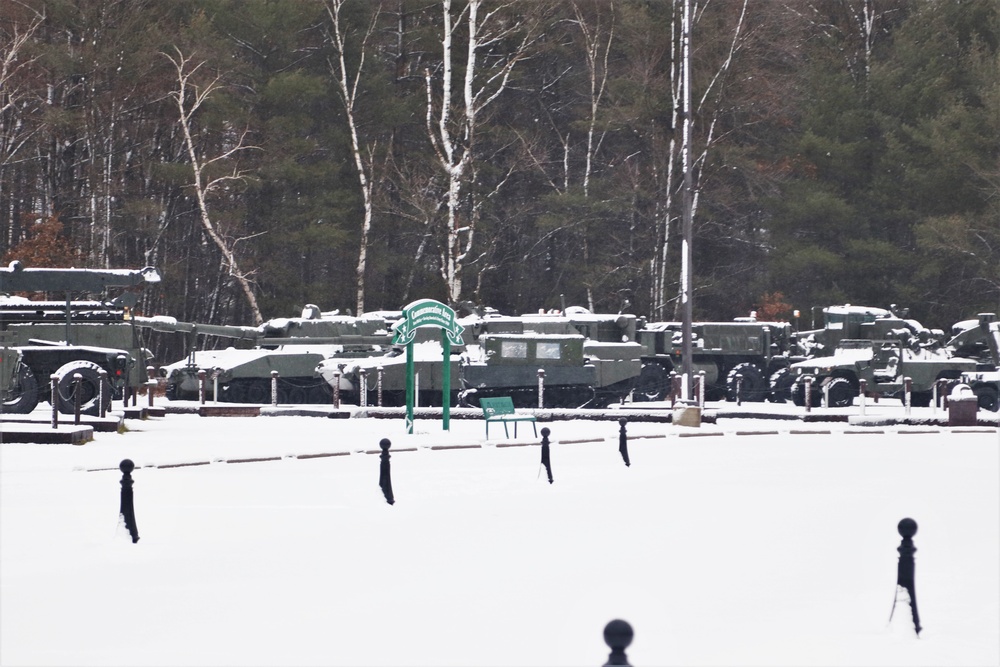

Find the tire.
xmin=974 ymin=384 xmax=999 ymax=412
xmin=54 ymin=361 xmax=112 ymax=416
xmin=791 ymin=377 xmax=823 ymax=407
xmin=633 ymin=363 xmax=670 ymax=402
xmin=825 ymin=377 xmax=854 ymax=408
xmin=768 ymin=367 xmax=795 ymax=403
xmin=2 ymin=364 xmax=39 ymax=414
xmin=726 ymin=363 xmax=766 ymax=402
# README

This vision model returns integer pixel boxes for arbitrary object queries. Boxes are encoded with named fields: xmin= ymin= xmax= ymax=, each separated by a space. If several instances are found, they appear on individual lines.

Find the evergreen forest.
xmin=2 ymin=0 xmax=998 ymax=361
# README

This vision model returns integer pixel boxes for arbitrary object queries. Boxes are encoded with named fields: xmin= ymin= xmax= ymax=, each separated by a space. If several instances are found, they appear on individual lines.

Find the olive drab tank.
xmin=139 ymin=306 xmax=394 ymax=403
xmin=316 ymin=306 xmax=644 ymax=408
xmin=1 ymin=261 xmax=161 ymax=415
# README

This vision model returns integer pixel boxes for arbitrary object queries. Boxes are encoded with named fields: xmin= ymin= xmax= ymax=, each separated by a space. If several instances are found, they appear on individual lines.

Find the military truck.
xmin=317 ymin=307 xmax=644 ymax=408
xmin=951 ymin=313 xmax=1000 ymax=412
xmin=1 ymin=261 xmax=161 ymax=415
xmin=137 ymin=306 xmax=394 ymax=403
xmin=634 ymin=319 xmax=797 ymax=402
xmin=787 ymin=308 xmax=983 ymax=407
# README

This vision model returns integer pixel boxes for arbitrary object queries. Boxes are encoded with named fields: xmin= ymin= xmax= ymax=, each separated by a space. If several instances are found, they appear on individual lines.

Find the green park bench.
xmin=479 ymin=396 xmax=537 ymax=439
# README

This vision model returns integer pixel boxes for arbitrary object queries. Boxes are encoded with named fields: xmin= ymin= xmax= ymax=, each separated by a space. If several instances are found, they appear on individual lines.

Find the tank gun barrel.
xmin=0 ymin=261 xmax=161 ymax=294
xmin=132 ymin=316 xmax=261 ymax=342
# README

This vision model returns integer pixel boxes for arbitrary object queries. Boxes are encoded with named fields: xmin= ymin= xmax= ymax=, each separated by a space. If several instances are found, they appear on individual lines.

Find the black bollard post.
xmin=540 ymin=427 xmax=553 ymax=484
xmin=889 ymin=518 xmax=921 ymax=636
xmin=618 ymin=418 xmax=631 ymax=467
xmin=378 ymin=438 xmax=395 ymax=505
xmin=119 ymin=459 xmax=140 ymax=543
xmin=603 ymin=619 xmax=634 ymax=667
xmin=73 ymin=372 xmax=83 ymax=425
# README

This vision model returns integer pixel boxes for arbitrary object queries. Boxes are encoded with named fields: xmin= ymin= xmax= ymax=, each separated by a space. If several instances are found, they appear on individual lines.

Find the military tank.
xmin=1 ymin=261 xmax=161 ymax=415
xmin=139 ymin=306 xmax=395 ymax=403
xmin=316 ymin=307 xmax=644 ymax=408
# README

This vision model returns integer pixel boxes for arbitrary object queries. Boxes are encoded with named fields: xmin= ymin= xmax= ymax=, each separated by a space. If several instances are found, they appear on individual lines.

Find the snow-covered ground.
xmin=1 ymin=402 xmax=997 ymax=667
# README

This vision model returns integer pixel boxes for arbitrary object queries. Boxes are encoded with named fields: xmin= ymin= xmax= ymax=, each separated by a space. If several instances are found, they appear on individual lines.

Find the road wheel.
xmin=2 ymin=364 xmax=39 ymax=414
xmin=244 ymin=380 xmax=271 ymax=404
xmin=633 ymin=363 xmax=670 ymax=402
xmin=974 ymin=384 xmax=999 ymax=412
xmin=726 ymin=363 xmax=766 ymax=402
xmin=54 ymin=361 xmax=112 ymax=416
xmin=825 ymin=377 xmax=855 ymax=407
xmin=768 ymin=368 xmax=795 ymax=403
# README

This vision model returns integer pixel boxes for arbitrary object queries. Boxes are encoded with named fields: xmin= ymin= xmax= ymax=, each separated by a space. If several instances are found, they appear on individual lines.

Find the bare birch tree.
xmin=0 ymin=11 xmax=43 ymax=248
xmin=325 ymin=0 xmax=381 ymax=314
xmin=424 ymin=0 xmax=537 ymax=304
xmin=163 ymin=46 xmax=263 ymax=324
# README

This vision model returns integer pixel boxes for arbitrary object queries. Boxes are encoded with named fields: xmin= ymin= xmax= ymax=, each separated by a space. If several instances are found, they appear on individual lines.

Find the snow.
xmin=1 ymin=402 xmax=998 ymax=667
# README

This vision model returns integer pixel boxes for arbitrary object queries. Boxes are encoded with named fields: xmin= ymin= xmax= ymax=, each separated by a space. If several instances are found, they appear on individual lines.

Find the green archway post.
xmin=392 ymin=299 xmax=464 ymax=434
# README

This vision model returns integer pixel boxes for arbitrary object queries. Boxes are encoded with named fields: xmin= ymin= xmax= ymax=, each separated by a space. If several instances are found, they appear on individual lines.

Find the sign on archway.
xmin=392 ymin=299 xmax=464 ymax=433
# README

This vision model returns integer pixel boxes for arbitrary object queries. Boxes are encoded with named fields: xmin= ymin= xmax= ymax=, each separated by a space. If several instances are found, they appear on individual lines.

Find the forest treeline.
xmin=2 ymin=0 xmax=998 ymax=351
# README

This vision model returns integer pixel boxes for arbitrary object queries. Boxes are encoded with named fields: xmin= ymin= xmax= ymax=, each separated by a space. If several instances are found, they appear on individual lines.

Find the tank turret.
xmin=141 ymin=306 xmax=395 ymax=403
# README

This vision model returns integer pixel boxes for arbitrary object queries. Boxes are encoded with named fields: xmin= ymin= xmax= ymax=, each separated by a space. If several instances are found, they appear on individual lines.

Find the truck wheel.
xmin=2 ymin=364 xmax=39 ymax=414
xmin=974 ymin=385 xmax=999 ymax=412
xmin=633 ymin=363 xmax=670 ymax=402
xmin=54 ymin=361 xmax=112 ymax=416
xmin=768 ymin=368 xmax=795 ymax=403
xmin=791 ymin=377 xmax=822 ymax=407
xmin=825 ymin=377 xmax=854 ymax=407
xmin=726 ymin=363 xmax=766 ymax=402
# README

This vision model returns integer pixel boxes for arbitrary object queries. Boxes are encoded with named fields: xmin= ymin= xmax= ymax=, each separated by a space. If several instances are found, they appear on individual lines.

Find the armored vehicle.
xmin=317 ymin=307 xmax=644 ymax=408
xmin=951 ymin=313 xmax=999 ymax=411
xmin=789 ymin=310 xmax=997 ymax=408
xmin=1 ymin=261 xmax=161 ymax=415
xmin=634 ymin=319 xmax=796 ymax=402
xmin=139 ymin=306 xmax=394 ymax=403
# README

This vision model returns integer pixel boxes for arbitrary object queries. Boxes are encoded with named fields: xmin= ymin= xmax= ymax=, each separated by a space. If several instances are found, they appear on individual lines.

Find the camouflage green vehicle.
xmin=634 ymin=319 xmax=797 ymax=402
xmin=789 ymin=311 xmax=995 ymax=408
xmin=1 ymin=262 xmax=161 ymax=415
xmin=317 ymin=307 xmax=644 ymax=408
xmin=139 ymin=307 xmax=394 ymax=403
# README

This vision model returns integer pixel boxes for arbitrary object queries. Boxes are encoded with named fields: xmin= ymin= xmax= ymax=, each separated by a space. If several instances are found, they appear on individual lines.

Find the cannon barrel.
xmin=0 ymin=261 xmax=161 ymax=294
xmin=132 ymin=316 xmax=261 ymax=342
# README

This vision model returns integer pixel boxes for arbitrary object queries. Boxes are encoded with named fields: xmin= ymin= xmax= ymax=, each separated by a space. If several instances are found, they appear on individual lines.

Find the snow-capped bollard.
xmin=270 ymin=370 xmax=279 ymax=406
xmin=904 ymin=377 xmax=912 ymax=415
xmin=119 ymin=459 xmax=140 ymax=544
xmin=735 ymin=373 xmax=743 ymax=406
xmin=376 ymin=366 xmax=384 ymax=407
xmin=359 ymin=368 xmax=368 ymax=407
xmin=697 ymin=370 xmax=706 ymax=409
xmin=378 ymin=438 xmax=394 ymax=505
xmin=804 ymin=375 xmax=813 ymax=413
xmin=50 ymin=374 xmax=59 ymax=429
xmin=332 ymin=371 xmax=341 ymax=409
xmin=212 ymin=368 xmax=220 ymax=405
xmin=98 ymin=369 xmax=107 ymax=418
xmin=540 ymin=427 xmax=553 ymax=484
xmin=146 ymin=366 xmax=156 ymax=408
xmin=198 ymin=369 xmax=207 ymax=405
xmin=602 ymin=619 xmax=634 ymax=666
xmin=618 ymin=418 xmax=631 ymax=467
xmin=823 ymin=381 xmax=830 ymax=408
xmin=859 ymin=379 xmax=867 ymax=416
xmin=537 ymin=368 xmax=545 ymax=408
xmin=889 ymin=518 xmax=921 ymax=635
xmin=73 ymin=372 xmax=83 ymax=425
